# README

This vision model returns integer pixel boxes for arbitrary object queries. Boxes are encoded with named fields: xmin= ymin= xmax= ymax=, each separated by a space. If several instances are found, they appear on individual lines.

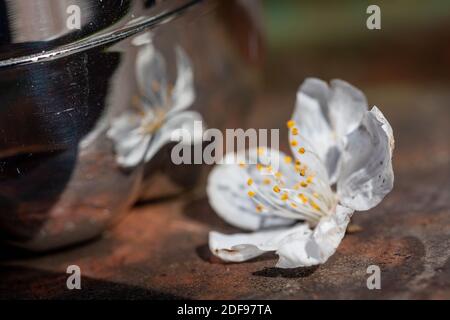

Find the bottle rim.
xmin=0 ymin=0 xmax=200 ymax=69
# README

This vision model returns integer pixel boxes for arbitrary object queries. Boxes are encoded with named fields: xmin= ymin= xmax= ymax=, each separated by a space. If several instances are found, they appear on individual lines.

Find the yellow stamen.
xmin=313 ymin=192 xmax=320 ymax=198
xmin=290 ymin=202 xmax=298 ymax=208
xmin=131 ymin=95 xmax=146 ymax=116
xmin=300 ymin=181 xmax=308 ymax=188
xmin=295 ymin=160 xmax=301 ymax=166
xmin=310 ymin=200 xmax=321 ymax=211
xmin=290 ymin=140 xmax=298 ymax=147
xmin=298 ymin=147 xmax=305 ymax=154
xmin=291 ymin=127 xmax=298 ymax=135
xmin=287 ymin=120 xmax=295 ymax=129
xmin=281 ymin=192 xmax=289 ymax=201
xmin=247 ymin=178 xmax=253 ymax=186
xmin=263 ymin=178 xmax=271 ymax=185
xmin=306 ymin=176 xmax=314 ymax=184
xmin=284 ymin=156 xmax=292 ymax=164
xmin=141 ymin=110 xmax=166 ymax=134
xmin=298 ymin=193 xmax=308 ymax=203
xmin=257 ymin=147 xmax=265 ymax=156
xmin=273 ymin=185 xmax=281 ymax=193
xmin=275 ymin=171 xmax=282 ymax=179
xmin=256 ymin=204 xmax=264 ymax=213
xmin=248 ymin=191 xmax=256 ymax=197
xmin=239 ymin=161 xmax=246 ymax=168
xmin=300 ymin=168 xmax=306 ymax=176
xmin=256 ymin=163 xmax=263 ymax=171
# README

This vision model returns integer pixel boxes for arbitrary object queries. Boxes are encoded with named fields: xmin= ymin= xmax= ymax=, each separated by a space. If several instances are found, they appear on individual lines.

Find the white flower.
xmin=107 ymin=38 xmax=202 ymax=168
xmin=207 ymin=78 xmax=395 ymax=268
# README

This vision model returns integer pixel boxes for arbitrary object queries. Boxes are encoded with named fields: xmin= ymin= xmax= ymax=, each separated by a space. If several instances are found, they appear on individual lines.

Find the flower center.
xmin=141 ymin=109 xmax=166 ymax=134
xmin=242 ymin=122 xmax=337 ymax=225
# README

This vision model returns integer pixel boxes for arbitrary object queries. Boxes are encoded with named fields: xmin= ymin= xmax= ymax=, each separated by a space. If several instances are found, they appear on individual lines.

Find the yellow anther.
xmin=238 ymin=161 xmax=246 ymax=168
xmin=298 ymin=193 xmax=308 ymax=203
xmin=266 ymin=165 xmax=273 ymax=172
xmin=263 ymin=178 xmax=271 ymax=185
xmin=293 ymin=183 xmax=300 ymax=190
xmin=313 ymin=192 xmax=320 ymax=198
xmin=248 ymin=191 xmax=256 ymax=197
xmin=290 ymin=140 xmax=298 ymax=147
xmin=281 ymin=192 xmax=289 ymax=201
xmin=309 ymin=200 xmax=321 ymax=211
xmin=287 ymin=120 xmax=295 ymax=129
xmin=306 ymin=176 xmax=314 ymax=183
xmin=257 ymin=147 xmax=265 ymax=156
xmin=300 ymin=168 xmax=306 ymax=176
xmin=298 ymin=147 xmax=305 ymax=154
xmin=295 ymin=160 xmax=301 ymax=166
xmin=291 ymin=127 xmax=298 ymax=135
xmin=256 ymin=163 xmax=263 ymax=171
xmin=131 ymin=95 xmax=146 ymax=116
xmin=300 ymin=181 xmax=308 ymax=188
xmin=275 ymin=171 xmax=282 ymax=179
xmin=290 ymin=202 xmax=298 ymax=208
xmin=247 ymin=178 xmax=253 ymax=186
xmin=256 ymin=204 xmax=264 ymax=213
xmin=284 ymin=156 xmax=292 ymax=164
xmin=273 ymin=185 xmax=281 ymax=193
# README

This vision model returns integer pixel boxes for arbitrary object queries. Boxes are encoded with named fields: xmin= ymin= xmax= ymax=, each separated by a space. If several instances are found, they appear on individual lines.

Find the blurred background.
xmin=254 ymin=0 xmax=449 ymax=169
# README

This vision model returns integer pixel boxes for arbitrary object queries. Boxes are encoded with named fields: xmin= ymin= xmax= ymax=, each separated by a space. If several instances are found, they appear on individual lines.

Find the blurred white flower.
xmin=108 ymin=38 xmax=202 ymax=168
xmin=207 ymin=78 xmax=395 ymax=268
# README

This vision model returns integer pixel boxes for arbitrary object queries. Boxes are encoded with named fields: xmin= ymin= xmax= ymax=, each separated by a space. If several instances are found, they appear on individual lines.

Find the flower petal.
xmin=168 ymin=46 xmax=195 ymax=115
xmin=143 ymin=111 xmax=203 ymax=163
xmin=209 ymin=225 xmax=309 ymax=263
xmin=136 ymin=43 xmax=168 ymax=108
xmin=276 ymin=205 xmax=353 ymax=268
xmin=328 ymin=79 xmax=368 ymax=138
xmin=290 ymin=78 xmax=333 ymax=164
xmin=291 ymin=78 xmax=369 ymax=183
xmin=337 ymin=106 xmax=395 ymax=211
xmin=207 ymin=150 xmax=296 ymax=231
xmin=209 ymin=205 xmax=353 ymax=267
xmin=107 ymin=112 xmax=151 ymax=168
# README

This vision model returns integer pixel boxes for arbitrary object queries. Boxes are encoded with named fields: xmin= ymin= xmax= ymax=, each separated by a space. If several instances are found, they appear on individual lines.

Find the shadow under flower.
xmin=196 ymin=243 xmax=276 ymax=264
xmin=252 ymin=265 xmax=319 ymax=279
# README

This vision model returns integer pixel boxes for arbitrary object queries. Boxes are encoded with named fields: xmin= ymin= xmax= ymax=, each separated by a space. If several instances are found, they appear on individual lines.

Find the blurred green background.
xmin=238 ymin=0 xmax=450 ymax=172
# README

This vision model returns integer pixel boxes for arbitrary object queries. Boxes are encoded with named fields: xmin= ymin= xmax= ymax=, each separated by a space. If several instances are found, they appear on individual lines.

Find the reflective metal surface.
xmin=0 ymin=0 xmax=195 ymax=250
xmin=0 ymin=0 xmax=263 ymax=251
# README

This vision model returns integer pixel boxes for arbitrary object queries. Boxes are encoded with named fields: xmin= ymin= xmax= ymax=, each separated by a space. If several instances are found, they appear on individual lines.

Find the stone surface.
xmin=0 ymin=85 xmax=449 ymax=299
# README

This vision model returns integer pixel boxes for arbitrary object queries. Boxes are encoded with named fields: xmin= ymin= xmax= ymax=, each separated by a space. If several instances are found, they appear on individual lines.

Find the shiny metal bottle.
xmin=0 ymin=0 xmax=263 ymax=251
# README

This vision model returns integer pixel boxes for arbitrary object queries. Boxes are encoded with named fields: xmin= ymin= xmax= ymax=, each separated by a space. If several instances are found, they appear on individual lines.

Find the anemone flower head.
xmin=207 ymin=78 xmax=394 ymax=268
